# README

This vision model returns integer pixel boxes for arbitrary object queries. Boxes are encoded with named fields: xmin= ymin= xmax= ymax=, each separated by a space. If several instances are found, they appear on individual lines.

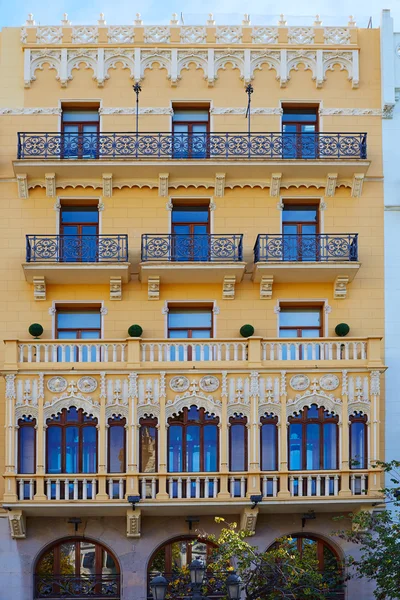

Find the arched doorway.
xmin=147 ymin=536 xmax=223 ymax=599
xmin=34 ymin=537 xmax=120 ymax=599
xmin=271 ymin=534 xmax=344 ymax=599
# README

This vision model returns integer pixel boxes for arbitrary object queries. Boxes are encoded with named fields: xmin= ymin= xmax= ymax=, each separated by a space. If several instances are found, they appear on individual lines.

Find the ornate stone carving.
xmin=324 ymin=28 xmax=351 ymax=45
xmin=168 ymin=385 xmax=222 ymax=420
xmin=33 ymin=276 xmax=46 ymax=301
xmin=216 ymin=27 xmax=242 ymax=44
xmin=223 ymin=275 xmax=236 ymax=300
xmin=8 ymin=511 xmax=26 ymax=539
xmin=288 ymin=27 xmax=315 ymax=45
xmin=199 ymin=376 xmax=219 ymax=393
xmin=383 ymin=103 xmax=395 ymax=119
xmin=37 ymin=26 xmax=63 ymax=44
xmin=287 ymin=50 xmax=317 ymax=83
xmin=334 ymin=275 xmax=350 ymax=299
xmin=250 ymin=50 xmax=280 ymax=81
xmin=127 ymin=508 xmax=141 ymax=538
xmin=72 ymin=26 xmax=99 ymax=44
xmin=323 ymin=51 xmax=358 ymax=88
xmin=45 ymin=173 xmax=56 ymax=198
xmin=319 ymin=374 xmax=340 ymax=391
xmin=210 ymin=107 xmax=282 ymax=115
xmin=17 ymin=174 xmax=29 ymax=199
xmin=290 ymin=375 xmax=310 ymax=391
xmin=47 ymin=376 xmax=68 ymax=393
xmin=0 ymin=107 xmax=62 ymax=115
xmin=251 ymin=27 xmax=278 ymax=44
xmin=170 ymin=376 xmax=190 ymax=392
xmin=144 ymin=26 xmax=170 ymax=44
xmin=342 ymin=370 xmax=348 ymax=395
xmin=280 ymin=371 xmax=287 ymax=396
xmin=128 ymin=373 xmax=138 ymax=398
xmin=180 ymin=27 xmax=207 ymax=44
xmin=270 ymin=173 xmax=282 ymax=197
xmin=240 ymin=507 xmax=258 ymax=534
xmin=148 ymin=276 xmax=160 ymax=301
xmin=260 ymin=276 xmax=273 ymax=300
xmin=100 ymin=107 xmax=173 ymax=115
xmin=77 ymin=377 xmax=98 ymax=394
xmin=67 ymin=49 xmax=98 ymax=85
xmin=158 ymin=173 xmax=169 ymax=197
xmin=351 ymin=174 xmax=364 ymax=197
xmin=325 ymin=173 xmax=337 ymax=197
xmin=107 ymin=26 xmax=134 ymax=44
xmin=320 ymin=108 xmax=382 ymax=116
xmin=141 ymin=49 xmax=172 ymax=80
xmin=20 ymin=27 xmax=28 ymax=43
xmin=370 ymin=371 xmax=381 ymax=396
xmin=287 ymin=386 xmax=342 ymax=420
xmin=104 ymin=49 xmax=135 ymax=80
xmin=5 ymin=374 xmax=16 ymax=399
xmin=221 ymin=371 xmax=228 ymax=397
xmin=215 ymin=49 xmax=245 ymax=79
xmin=215 ymin=173 xmax=225 ymax=198
xmin=110 ymin=277 xmax=122 ymax=301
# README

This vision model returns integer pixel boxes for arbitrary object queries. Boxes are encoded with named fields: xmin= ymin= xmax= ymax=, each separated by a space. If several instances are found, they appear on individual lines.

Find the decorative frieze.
xmin=324 ymin=28 xmax=351 ymax=45
xmin=107 ymin=26 xmax=134 ymax=44
xmin=251 ymin=27 xmax=278 ymax=44
xmin=288 ymin=27 xmax=315 ymax=45
xmin=216 ymin=26 xmax=242 ymax=44
xmin=36 ymin=26 xmax=62 ymax=44
xmin=144 ymin=26 xmax=170 ymax=44
xmin=180 ymin=26 xmax=207 ymax=44
xmin=72 ymin=26 xmax=99 ymax=44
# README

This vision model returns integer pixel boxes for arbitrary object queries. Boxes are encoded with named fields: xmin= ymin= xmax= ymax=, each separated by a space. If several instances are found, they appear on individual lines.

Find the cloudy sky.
xmin=0 ymin=0 xmax=400 ymax=28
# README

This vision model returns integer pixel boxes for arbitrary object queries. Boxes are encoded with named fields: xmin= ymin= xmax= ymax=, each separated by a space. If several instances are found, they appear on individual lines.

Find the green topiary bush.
xmin=335 ymin=323 xmax=350 ymax=337
xmin=28 ymin=323 xmax=44 ymax=338
xmin=240 ymin=324 xmax=255 ymax=338
xmin=128 ymin=324 xmax=143 ymax=337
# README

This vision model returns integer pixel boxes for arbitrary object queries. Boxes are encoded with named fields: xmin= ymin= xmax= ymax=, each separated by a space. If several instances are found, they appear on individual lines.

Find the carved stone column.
xmin=277 ymin=372 xmax=290 ymax=498
xmin=156 ymin=391 xmax=169 ymax=499
xmin=218 ymin=372 xmax=230 ymax=499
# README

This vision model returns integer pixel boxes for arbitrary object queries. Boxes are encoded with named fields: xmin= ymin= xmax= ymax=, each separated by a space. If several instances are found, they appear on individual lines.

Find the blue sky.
xmin=0 ymin=0 xmax=400 ymax=28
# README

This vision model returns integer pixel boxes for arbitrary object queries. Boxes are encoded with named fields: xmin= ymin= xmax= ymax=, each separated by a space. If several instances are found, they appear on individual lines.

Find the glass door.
xmin=171 ymin=206 xmax=209 ymax=261
xmin=60 ymin=206 xmax=99 ymax=262
xmin=172 ymin=109 xmax=209 ymax=158
xmin=282 ymin=205 xmax=319 ymax=261
xmin=62 ymin=109 xmax=100 ymax=158
xmin=282 ymin=108 xmax=318 ymax=158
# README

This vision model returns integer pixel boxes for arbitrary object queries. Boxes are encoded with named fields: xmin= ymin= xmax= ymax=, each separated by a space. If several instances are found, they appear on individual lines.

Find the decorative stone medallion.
xmin=77 ymin=376 xmax=98 ymax=393
xmin=199 ymin=376 xmax=220 ymax=392
xmin=47 ymin=376 xmax=68 ymax=393
xmin=170 ymin=376 xmax=190 ymax=392
xmin=290 ymin=374 xmax=310 ymax=391
xmin=319 ymin=374 xmax=340 ymax=391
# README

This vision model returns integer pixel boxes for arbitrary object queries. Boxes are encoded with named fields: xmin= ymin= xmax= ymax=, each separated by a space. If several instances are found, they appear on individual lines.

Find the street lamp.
xmin=226 ymin=571 xmax=242 ymax=600
xmin=132 ymin=81 xmax=142 ymax=135
xmin=149 ymin=574 xmax=168 ymax=600
xmin=189 ymin=558 xmax=206 ymax=600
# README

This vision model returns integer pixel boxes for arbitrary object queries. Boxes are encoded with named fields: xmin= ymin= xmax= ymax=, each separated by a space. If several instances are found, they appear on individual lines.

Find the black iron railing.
xmin=26 ymin=235 xmax=128 ymax=263
xmin=17 ymin=132 xmax=367 ymax=160
xmin=147 ymin=571 xmax=227 ymax=600
xmin=254 ymin=234 xmax=358 ymax=263
xmin=34 ymin=574 xmax=120 ymax=598
xmin=141 ymin=234 xmax=243 ymax=262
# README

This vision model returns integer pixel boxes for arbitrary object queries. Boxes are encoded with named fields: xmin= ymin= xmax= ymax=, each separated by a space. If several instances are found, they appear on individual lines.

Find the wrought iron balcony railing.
xmin=26 ymin=234 xmax=129 ymax=263
xmin=141 ymin=233 xmax=243 ymax=262
xmin=34 ymin=574 xmax=120 ymax=599
xmin=17 ymin=132 xmax=368 ymax=160
xmin=254 ymin=233 xmax=358 ymax=263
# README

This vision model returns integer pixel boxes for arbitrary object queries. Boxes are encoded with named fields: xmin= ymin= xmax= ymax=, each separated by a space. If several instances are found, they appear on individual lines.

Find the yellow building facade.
xmin=0 ymin=14 xmax=385 ymax=600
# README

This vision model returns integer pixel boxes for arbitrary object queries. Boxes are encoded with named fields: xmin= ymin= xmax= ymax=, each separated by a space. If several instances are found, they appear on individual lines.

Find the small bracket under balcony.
xmin=126 ymin=508 xmax=141 ymax=538
xmin=33 ymin=276 xmax=46 ymax=301
xmin=334 ymin=275 xmax=350 ymax=299
xmin=260 ymin=275 xmax=273 ymax=299
xmin=8 ymin=510 xmax=26 ymax=539
xmin=240 ymin=507 xmax=259 ymax=535
xmin=110 ymin=276 xmax=122 ymax=300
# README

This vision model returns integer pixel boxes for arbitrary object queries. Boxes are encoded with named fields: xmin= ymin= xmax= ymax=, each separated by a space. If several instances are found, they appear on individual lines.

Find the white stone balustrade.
xmin=262 ymin=339 xmax=367 ymax=361
xmin=167 ymin=475 xmax=219 ymax=499
xmin=289 ymin=473 xmax=340 ymax=497
xmin=140 ymin=340 xmax=248 ymax=363
xmin=45 ymin=477 xmax=98 ymax=500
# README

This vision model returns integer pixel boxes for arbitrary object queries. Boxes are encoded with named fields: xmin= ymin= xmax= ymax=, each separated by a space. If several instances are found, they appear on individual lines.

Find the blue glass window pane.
xmin=66 ymin=407 xmax=79 ymax=422
xmin=289 ymin=424 xmax=302 ymax=470
xmin=58 ymin=311 xmax=101 ymax=329
xmin=65 ymin=427 xmax=79 ymax=473
xmin=261 ymin=424 xmax=276 ymax=471
xmin=282 ymin=207 xmax=318 ymax=222
xmin=109 ymin=426 xmax=125 ymax=473
xmin=169 ymin=426 xmax=183 ymax=472
xmin=63 ymin=110 xmax=99 ymax=122
xmin=308 ymin=405 xmax=319 ymax=418
xmin=306 ymin=424 xmax=320 ymax=470
xmin=19 ymin=427 xmax=35 ymax=473
xmin=186 ymin=425 xmax=200 ymax=472
xmin=230 ymin=425 xmax=246 ymax=471
xmin=172 ymin=208 xmax=209 ymax=223
xmin=173 ymin=110 xmax=209 ymax=122
xmin=47 ymin=427 xmax=62 ymax=474
xmin=282 ymin=111 xmax=317 ymax=122
xmin=351 ymin=422 xmax=366 ymax=469
xmin=61 ymin=208 xmax=99 ymax=224
xmin=323 ymin=423 xmax=337 ymax=469
xmin=280 ymin=309 xmax=321 ymax=327
xmin=141 ymin=426 xmax=157 ymax=473
xmin=168 ymin=310 xmax=212 ymax=328
xmin=82 ymin=426 xmax=97 ymax=473
xmin=204 ymin=426 xmax=218 ymax=472
xmin=188 ymin=406 xmax=200 ymax=420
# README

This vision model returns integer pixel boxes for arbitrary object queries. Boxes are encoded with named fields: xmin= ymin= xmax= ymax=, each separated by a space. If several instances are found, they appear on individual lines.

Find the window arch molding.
xmin=44 ymin=397 xmax=100 ymax=423
xmin=166 ymin=396 xmax=221 ymax=421
xmin=33 ymin=536 xmax=121 ymax=599
xmin=287 ymin=394 xmax=342 ymax=423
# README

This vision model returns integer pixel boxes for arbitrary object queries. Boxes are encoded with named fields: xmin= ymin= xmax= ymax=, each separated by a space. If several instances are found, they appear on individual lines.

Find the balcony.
xmin=34 ymin=574 xmax=120 ymax=599
xmin=14 ymin=132 xmax=370 ymax=184
xmin=253 ymin=233 xmax=360 ymax=291
xmin=22 ymin=234 xmax=130 ymax=286
xmin=139 ymin=233 xmax=246 ymax=285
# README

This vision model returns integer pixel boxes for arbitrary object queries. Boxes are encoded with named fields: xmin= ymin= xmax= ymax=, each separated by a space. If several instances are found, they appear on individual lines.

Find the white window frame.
xmin=58 ymin=98 xmax=103 ymax=133
xmin=275 ymin=298 xmax=330 ymax=337
xmin=162 ymin=300 xmax=219 ymax=338
xmin=50 ymin=300 xmax=106 ymax=339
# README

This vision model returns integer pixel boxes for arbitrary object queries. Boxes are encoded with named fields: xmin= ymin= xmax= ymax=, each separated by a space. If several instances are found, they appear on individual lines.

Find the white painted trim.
xmin=275 ymin=298 xmax=330 ymax=337
xmin=163 ymin=300 xmax=219 ymax=338
xmin=50 ymin=300 xmax=106 ymax=339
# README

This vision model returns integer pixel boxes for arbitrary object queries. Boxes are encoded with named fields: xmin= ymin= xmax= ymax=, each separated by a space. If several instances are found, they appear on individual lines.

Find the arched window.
xmin=35 ymin=538 xmax=120 ymax=599
xmin=288 ymin=404 xmax=338 ymax=470
xmin=140 ymin=416 xmax=158 ymax=473
xmin=260 ymin=413 xmax=278 ymax=471
xmin=148 ymin=536 xmax=221 ymax=599
xmin=229 ymin=413 xmax=248 ymax=471
xmin=18 ymin=416 xmax=36 ymax=474
xmin=46 ymin=407 xmax=98 ymax=474
xmin=108 ymin=416 xmax=126 ymax=473
xmin=350 ymin=412 xmax=368 ymax=469
xmin=272 ymin=535 xmax=344 ymax=599
xmin=168 ymin=406 xmax=219 ymax=472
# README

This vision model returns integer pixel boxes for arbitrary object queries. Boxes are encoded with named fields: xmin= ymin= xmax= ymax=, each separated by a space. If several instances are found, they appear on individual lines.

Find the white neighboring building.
xmin=381 ymin=9 xmax=400 ymax=469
